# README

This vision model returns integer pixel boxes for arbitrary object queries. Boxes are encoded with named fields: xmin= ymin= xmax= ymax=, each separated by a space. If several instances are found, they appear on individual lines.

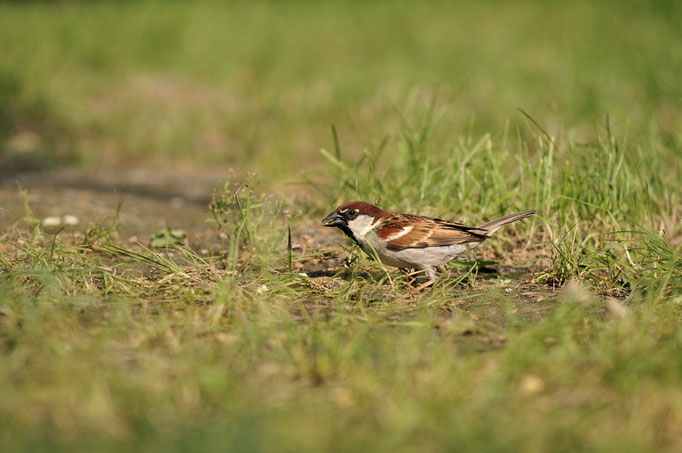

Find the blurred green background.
xmin=2 ymin=0 xmax=680 ymax=180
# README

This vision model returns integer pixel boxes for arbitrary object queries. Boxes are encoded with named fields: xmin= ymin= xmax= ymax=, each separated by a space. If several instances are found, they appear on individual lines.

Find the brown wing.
xmin=377 ymin=214 xmax=487 ymax=251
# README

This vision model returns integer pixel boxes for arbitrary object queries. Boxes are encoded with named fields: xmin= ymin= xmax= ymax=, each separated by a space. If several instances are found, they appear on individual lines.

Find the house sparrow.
xmin=322 ymin=201 xmax=536 ymax=281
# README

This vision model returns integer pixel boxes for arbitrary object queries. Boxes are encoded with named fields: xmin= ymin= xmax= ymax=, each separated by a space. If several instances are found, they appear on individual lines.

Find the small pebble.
xmin=42 ymin=216 xmax=61 ymax=227
xmin=62 ymin=215 xmax=79 ymax=226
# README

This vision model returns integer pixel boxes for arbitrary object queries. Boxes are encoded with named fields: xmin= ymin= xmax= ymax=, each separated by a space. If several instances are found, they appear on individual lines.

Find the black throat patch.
xmin=338 ymin=225 xmax=363 ymax=248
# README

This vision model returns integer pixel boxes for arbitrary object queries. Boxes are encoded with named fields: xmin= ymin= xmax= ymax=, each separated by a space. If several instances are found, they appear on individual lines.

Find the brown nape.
xmin=337 ymin=201 xmax=389 ymax=218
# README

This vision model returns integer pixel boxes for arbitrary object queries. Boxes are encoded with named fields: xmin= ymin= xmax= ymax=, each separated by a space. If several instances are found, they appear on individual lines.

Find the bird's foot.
xmin=401 ymin=268 xmax=429 ymax=285
xmin=401 ymin=268 xmax=437 ymax=297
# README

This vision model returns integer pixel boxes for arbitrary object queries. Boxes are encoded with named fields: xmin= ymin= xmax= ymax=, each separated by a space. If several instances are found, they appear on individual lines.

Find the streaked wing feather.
xmin=378 ymin=214 xmax=486 ymax=250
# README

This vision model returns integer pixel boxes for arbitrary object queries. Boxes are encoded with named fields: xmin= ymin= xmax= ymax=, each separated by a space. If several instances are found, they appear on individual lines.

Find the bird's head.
xmin=322 ymin=201 xmax=388 ymax=235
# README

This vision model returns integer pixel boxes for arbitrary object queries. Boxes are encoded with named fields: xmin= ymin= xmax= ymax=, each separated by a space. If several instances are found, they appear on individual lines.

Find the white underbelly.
xmin=382 ymin=243 xmax=477 ymax=268
xmin=362 ymin=231 xmax=480 ymax=269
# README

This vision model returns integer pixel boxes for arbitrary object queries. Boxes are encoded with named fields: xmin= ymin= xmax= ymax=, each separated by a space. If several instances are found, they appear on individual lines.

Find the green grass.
xmin=1 ymin=0 xmax=682 ymax=452
xmin=1 ymin=0 xmax=681 ymax=176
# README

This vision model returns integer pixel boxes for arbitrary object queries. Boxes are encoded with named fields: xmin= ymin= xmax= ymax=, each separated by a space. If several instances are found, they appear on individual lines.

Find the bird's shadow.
xmin=305 ymin=268 xmax=374 ymax=280
xmin=303 ymin=260 xmax=532 ymax=285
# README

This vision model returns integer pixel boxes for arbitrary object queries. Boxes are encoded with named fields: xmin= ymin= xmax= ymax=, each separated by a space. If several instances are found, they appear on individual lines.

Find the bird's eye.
xmin=347 ymin=209 xmax=358 ymax=220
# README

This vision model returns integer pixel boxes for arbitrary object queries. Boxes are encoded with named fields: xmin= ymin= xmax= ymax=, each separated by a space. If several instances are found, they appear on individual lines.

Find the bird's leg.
xmin=409 ymin=267 xmax=437 ymax=292
xmin=412 ymin=280 xmax=434 ymax=292
xmin=399 ymin=268 xmax=412 ymax=284
xmin=401 ymin=268 xmax=421 ymax=286
xmin=402 ymin=268 xmax=435 ymax=297
xmin=425 ymin=266 xmax=438 ymax=282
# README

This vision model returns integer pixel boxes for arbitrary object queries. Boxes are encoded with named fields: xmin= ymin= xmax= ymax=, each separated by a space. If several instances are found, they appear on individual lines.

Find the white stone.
xmin=62 ymin=215 xmax=79 ymax=226
xmin=42 ymin=216 xmax=61 ymax=227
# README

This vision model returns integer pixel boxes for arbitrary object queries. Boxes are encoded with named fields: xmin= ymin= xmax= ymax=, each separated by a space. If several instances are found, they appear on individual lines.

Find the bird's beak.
xmin=322 ymin=211 xmax=344 ymax=227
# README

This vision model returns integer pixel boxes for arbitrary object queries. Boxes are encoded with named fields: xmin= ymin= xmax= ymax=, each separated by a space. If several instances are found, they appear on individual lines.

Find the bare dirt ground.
xmin=0 ymin=169 xmax=560 ymax=329
xmin=1 ymin=169 xmax=218 ymax=235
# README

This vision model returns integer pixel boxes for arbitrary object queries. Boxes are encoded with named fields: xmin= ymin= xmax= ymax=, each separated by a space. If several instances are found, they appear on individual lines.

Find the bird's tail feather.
xmin=477 ymin=210 xmax=536 ymax=236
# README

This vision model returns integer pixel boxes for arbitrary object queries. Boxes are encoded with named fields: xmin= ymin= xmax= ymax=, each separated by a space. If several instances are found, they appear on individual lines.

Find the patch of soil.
xmin=0 ymin=168 xmax=224 ymax=241
xmin=1 ymin=168 xmax=557 ymax=309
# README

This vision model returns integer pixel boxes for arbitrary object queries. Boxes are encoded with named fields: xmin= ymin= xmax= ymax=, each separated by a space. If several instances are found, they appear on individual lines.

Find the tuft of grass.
xmin=316 ymin=109 xmax=680 ymax=296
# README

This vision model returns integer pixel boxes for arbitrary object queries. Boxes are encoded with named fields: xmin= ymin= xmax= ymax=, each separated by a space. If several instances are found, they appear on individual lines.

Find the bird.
xmin=322 ymin=201 xmax=536 ymax=282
